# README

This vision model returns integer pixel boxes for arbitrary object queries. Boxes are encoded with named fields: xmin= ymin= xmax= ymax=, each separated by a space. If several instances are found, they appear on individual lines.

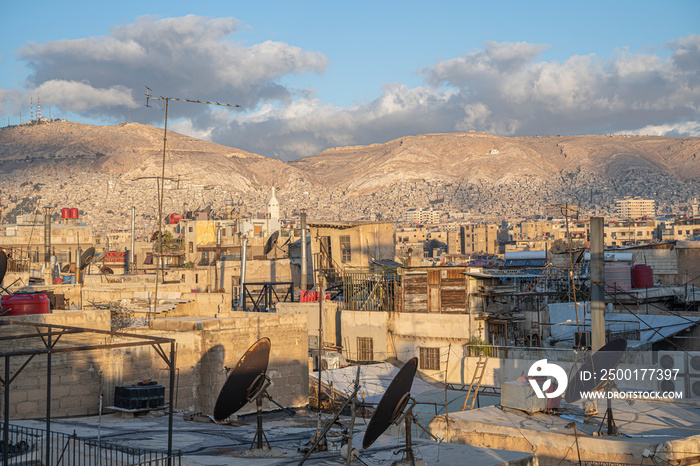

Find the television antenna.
xmin=144 ymin=87 xmax=239 ymax=321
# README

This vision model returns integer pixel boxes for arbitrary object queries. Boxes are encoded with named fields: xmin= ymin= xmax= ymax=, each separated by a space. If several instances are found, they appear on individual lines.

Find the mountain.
xmin=289 ymin=132 xmax=700 ymax=192
xmin=0 ymin=120 xmax=311 ymax=191
xmin=1 ymin=121 xmax=699 ymax=223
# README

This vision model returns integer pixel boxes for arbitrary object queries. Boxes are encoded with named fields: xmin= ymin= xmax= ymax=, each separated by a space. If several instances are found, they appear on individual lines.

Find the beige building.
xmin=615 ymin=197 xmax=656 ymax=219
xmin=308 ymin=221 xmax=395 ymax=284
xmin=604 ymin=220 xmax=658 ymax=247
xmin=0 ymin=216 xmax=94 ymax=270
xmin=462 ymin=224 xmax=499 ymax=255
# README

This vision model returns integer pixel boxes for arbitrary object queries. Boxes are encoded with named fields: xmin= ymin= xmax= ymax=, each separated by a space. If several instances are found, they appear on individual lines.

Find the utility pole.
xmin=145 ymin=87 xmax=239 ymax=321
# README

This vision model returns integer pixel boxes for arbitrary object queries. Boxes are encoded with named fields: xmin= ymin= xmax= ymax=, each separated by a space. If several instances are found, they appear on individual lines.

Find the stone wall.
xmin=1 ymin=310 xmax=308 ymax=420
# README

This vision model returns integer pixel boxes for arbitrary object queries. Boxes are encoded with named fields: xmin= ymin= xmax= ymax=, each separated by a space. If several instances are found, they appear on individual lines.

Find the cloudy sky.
xmin=1 ymin=0 xmax=699 ymax=160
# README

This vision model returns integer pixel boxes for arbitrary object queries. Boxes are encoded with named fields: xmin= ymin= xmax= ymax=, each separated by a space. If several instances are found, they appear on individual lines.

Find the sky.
xmin=1 ymin=0 xmax=699 ymax=161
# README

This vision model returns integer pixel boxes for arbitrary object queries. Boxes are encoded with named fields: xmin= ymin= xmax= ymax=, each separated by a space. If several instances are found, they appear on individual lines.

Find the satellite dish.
xmin=263 ymin=231 xmax=280 ymax=255
xmin=363 ymin=357 xmax=418 ymax=450
xmin=0 ymin=250 xmax=7 ymax=285
xmin=214 ymin=337 xmax=271 ymax=421
xmin=565 ymin=338 xmax=627 ymax=403
xmin=213 ymin=337 xmax=293 ymax=450
xmin=80 ymin=247 xmax=96 ymax=270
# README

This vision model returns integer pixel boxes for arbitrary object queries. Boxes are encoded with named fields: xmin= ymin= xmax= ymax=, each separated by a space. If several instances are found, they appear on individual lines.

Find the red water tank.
xmin=0 ymin=294 xmax=51 ymax=316
xmin=70 ymin=208 xmax=79 ymax=219
xmin=61 ymin=207 xmax=70 ymax=219
xmin=631 ymin=264 xmax=654 ymax=289
xmin=168 ymin=213 xmax=184 ymax=224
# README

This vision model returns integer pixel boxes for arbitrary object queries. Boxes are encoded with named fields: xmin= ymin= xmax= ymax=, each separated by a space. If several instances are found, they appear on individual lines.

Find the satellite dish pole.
xmin=145 ymin=87 xmax=240 ymax=321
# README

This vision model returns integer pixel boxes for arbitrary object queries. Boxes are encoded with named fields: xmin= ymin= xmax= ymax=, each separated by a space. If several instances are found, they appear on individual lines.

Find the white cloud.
xmin=11 ymin=15 xmax=327 ymax=120
xmin=2 ymin=19 xmax=698 ymax=161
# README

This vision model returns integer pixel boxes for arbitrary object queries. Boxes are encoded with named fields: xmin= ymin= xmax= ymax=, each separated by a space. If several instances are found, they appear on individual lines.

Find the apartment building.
xmin=615 ymin=197 xmax=656 ymax=219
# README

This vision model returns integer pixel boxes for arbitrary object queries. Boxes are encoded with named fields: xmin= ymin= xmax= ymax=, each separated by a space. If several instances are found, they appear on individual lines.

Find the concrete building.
xmin=461 ymin=224 xmax=499 ymax=255
xmin=308 ymin=221 xmax=395 ymax=285
xmin=615 ymin=196 xmax=656 ymax=219
xmin=404 ymin=207 xmax=443 ymax=224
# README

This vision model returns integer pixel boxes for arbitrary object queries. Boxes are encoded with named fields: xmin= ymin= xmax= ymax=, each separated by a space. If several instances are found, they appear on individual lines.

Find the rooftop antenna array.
xmin=301 ymin=358 xmax=441 ymax=465
xmin=144 ymin=87 xmax=239 ymax=322
xmin=565 ymin=338 xmax=627 ymax=435
xmin=555 ymin=203 xmax=583 ymax=339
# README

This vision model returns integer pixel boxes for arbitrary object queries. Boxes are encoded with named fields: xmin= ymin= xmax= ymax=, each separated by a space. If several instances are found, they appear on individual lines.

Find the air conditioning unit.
xmin=658 ymin=376 xmax=687 ymax=398
xmin=687 ymin=352 xmax=700 ymax=375
xmin=657 ymin=351 xmax=686 ymax=373
xmin=575 ymin=332 xmax=591 ymax=348
xmin=688 ymin=375 xmax=700 ymax=399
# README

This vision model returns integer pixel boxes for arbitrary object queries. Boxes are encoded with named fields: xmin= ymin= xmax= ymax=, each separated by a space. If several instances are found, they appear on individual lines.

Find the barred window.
xmin=419 ymin=347 xmax=440 ymax=371
xmin=357 ymin=337 xmax=374 ymax=362
xmin=340 ymin=235 xmax=351 ymax=263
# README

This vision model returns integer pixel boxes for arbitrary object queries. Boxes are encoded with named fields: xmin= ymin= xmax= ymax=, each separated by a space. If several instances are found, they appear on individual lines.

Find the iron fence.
xmin=0 ymin=422 xmax=180 ymax=465
xmin=342 ymin=272 xmax=397 ymax=312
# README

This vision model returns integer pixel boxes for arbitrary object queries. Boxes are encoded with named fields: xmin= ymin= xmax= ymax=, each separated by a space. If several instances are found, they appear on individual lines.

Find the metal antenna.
xmin=144 ymin=87 xmax=240 ymax=322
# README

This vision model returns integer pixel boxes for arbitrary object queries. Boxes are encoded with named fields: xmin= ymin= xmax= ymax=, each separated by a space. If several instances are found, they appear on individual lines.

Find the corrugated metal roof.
xmin=547 ymin=302 xmax=699 ymax=348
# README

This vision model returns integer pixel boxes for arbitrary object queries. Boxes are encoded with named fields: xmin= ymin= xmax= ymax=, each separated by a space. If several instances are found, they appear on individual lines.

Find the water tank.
xmin=1 ymin=294 xmax=51 ymax=316
xmin=604 ymin=264 xmax=631 ymax=291
xmin=61 ymin=208 xmax=70 ymax=219
xmin=70 ymin=208 xmax=79 ymax=219
xmin=168 ymin=213 xmax=184 ymax=225
xmin=631 ymin=264 xmax=654 ymax=289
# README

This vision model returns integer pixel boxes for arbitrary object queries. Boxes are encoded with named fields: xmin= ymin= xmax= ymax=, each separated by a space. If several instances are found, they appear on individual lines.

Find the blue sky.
xmin=1 ymin=1 xmax=699 ymax=160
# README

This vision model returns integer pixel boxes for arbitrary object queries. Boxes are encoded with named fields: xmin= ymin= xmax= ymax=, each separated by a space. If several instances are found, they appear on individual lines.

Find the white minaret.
xmin=267 ymin=187 xmax=280 ymax=233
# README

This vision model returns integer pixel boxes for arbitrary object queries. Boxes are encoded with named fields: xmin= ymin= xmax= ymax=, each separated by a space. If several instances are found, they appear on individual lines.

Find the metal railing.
xmin=0 ymin=422 xmax=181 ymax=465
xmin=342 ymin=272 xmax=397 ymax=312
xmin=464 ymin=344 xmax=576 ymax=361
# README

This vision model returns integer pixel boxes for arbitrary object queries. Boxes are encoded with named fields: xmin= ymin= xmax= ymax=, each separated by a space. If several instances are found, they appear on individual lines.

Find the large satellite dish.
xmin=214 ymin=337 xmax=293 ymax=450
xmin=565 ymin=338 xmax=627 ymax=403
xmin=80 ymin=247 xmax=96 ymax=271
xmin=0 ymin=250 xmax=7 ymax=286
xmin=263 ymin=231 xmax=279 ymax=256
xmin=214 ymin=337 xmax=271 ymax=421
xmin=363 ymin=357 xmax=418 ymax=450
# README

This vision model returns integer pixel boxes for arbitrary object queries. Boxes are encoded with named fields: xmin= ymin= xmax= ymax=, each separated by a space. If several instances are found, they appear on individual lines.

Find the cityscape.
xmin=1 ymin=3 xmax=699 ymax=465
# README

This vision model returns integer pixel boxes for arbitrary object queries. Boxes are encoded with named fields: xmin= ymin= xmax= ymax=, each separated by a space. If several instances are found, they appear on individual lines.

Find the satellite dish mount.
xmin=213 ymin=338 xmax=294 ymax=451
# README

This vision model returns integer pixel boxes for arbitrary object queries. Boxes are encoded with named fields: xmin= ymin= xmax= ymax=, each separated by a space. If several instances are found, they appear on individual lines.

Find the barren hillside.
xmin=0 ymin=121 xmax=312 ymax=190
xmin=289 ymin=132 xmax=700 ymax=192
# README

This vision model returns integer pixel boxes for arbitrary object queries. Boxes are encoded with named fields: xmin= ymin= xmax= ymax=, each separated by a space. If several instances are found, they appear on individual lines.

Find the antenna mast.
xmin=144 ymin=87 xmax=240 ymax=321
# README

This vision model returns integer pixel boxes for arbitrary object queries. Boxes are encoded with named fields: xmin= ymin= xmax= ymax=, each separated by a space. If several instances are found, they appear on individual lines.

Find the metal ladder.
xmin=461 ymin=355 xmax=488 ymax=411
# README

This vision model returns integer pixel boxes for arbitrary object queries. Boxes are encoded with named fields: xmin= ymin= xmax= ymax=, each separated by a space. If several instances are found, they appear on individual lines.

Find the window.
xmin=419 ymin=347 xmax=440 ymax=371
xmin=340 ymin=235 xmax=351 ymax=263
xmin=357 ymin=337 xmax=374 ymax=362
xmin=189 ymin=226 xmax=193 ymax=233
xmin=188 ymin=242 xmax=193 ymax=253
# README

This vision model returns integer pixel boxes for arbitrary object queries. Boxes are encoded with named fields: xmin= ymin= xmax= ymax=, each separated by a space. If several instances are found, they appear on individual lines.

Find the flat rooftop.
xmin=14 ymin=409 xmax=535 ymax=465
xmin=430 ymin=398 xmax=700 ymax=464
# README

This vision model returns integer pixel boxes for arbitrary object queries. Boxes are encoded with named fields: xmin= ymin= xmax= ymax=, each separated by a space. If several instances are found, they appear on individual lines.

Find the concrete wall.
xmin=1 ymin=310 xmax=308 ymax=420
xmin=677 ymin=241 xmax=700 ymax=287
xmin=277 ymin=302 xmax=340 ymax=347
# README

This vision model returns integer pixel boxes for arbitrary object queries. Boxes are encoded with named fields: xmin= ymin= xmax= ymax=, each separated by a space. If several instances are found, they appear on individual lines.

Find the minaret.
xmin=267 ymin=187 xmax=280 ymax=233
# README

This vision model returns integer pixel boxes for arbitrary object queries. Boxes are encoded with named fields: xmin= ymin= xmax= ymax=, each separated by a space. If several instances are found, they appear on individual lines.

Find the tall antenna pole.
xmin=145 ymin=87 xmax=240 ymax=321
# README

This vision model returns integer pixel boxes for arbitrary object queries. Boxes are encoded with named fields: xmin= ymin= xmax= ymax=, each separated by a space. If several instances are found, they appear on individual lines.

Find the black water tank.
xmin=114 ymin=381 xmax=165 ymax=410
